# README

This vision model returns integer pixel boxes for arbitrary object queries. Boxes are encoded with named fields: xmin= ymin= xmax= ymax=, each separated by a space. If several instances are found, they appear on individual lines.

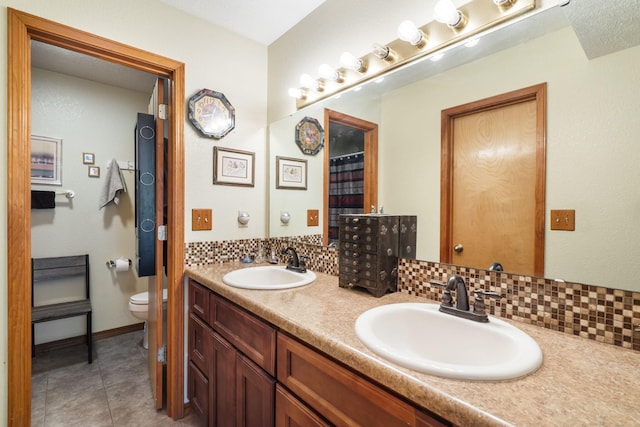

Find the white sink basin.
xmin=355 ymin=303 xmax=542 ymax=381
xmin=222 ymin=265 xmax=316 ymax=290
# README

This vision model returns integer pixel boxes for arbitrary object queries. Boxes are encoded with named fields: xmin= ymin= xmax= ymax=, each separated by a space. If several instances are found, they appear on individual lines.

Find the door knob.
xmin=453 ymin=244 xmax=463 ymax=253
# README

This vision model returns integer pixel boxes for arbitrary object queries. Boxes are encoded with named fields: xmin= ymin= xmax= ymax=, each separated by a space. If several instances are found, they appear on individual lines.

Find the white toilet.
xmin=128 ymin=288 xmax=168 ymax=349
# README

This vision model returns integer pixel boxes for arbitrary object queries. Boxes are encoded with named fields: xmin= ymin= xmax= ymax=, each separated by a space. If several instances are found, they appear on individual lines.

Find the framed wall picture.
xmin=276 ymin=156 xmax=307 ymax=190
xmin=213 ymin=146 xmax=255 ymax=187
xmin=83 ymin=152 xmax=95 ymax=164
xmin=88 ymin=166 xmax=100 ymax=177
xmin=31 ymin=135 xmax=62 ymax=186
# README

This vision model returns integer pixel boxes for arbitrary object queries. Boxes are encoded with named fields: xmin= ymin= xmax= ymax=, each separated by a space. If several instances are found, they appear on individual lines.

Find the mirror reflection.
xmin=269 ymin=5 xmax=640 ymax=291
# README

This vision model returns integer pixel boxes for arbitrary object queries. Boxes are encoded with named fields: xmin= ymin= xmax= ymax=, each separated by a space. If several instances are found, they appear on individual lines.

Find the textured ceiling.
xmin=561 ymin=0 xmax=640 ymax=59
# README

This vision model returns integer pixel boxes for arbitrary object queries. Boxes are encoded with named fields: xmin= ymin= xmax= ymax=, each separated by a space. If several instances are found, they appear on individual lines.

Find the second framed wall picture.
xmin=276 ymin=156 xmax=307 ymax=190
xmin=213 ymin=146 xmax=255 ymax=187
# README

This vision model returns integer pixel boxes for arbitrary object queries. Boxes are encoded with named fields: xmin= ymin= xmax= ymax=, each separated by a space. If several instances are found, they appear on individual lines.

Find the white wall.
xmin=31 ymin=67 xmax=151 ymax=343
xmin=0 ymin=0 xmax=268 ymax=421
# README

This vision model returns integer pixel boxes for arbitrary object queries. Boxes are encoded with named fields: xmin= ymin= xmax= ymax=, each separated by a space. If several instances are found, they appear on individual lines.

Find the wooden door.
xmin=149 ymin=78 xmax=167 ymax=408
xmin=440 ymin=84 xmax=546 ymax=276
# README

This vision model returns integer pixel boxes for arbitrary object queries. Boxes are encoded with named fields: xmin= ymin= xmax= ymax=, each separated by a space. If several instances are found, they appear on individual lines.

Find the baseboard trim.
xmin=34 ymin=322 xmax=145 ymax=354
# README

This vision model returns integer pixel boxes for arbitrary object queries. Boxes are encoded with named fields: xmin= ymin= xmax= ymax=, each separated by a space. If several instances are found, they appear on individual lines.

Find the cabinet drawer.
xmin=277 ymin=332 xmax=423 ymax=427
xmin=188 ymin=313 xmax=211 ymax=375
xmin=341 ymin=250 xmax=377 ymax=265
xmin=210 ymin=294 xmax=276 ymax=376
xmin=341 ymin=241 xmax=377 ymax=253
xmin=187 ymin=361 xmax=208 ymax=427
xmin=275 ymin=384 xmax=330 ymax=427
xmin=340 ymin=231 xmax=378 ymax=245
xmin=189 ymin=279 xmax=210 ymax=323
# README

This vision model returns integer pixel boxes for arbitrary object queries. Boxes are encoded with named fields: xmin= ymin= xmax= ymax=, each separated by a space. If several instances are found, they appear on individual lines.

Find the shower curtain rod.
xmin=329 ymin=150 xmax=364 ymax=161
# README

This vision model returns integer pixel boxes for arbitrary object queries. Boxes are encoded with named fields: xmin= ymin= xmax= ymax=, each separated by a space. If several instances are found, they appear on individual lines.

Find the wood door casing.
xmin=7 ymin=9 xmax=186 ymax=425
xmin=323 ymin=109 xmax=378 ymax=246
xmin=440 ymin=83 xmax=547 ymax=277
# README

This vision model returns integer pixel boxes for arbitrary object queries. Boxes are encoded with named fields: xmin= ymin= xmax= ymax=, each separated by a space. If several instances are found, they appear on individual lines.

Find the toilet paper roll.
xmin=114 ymin=258 xmax=130 ymax=273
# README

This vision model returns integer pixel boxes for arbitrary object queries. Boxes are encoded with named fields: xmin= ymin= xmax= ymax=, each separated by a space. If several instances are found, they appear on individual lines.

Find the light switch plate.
xmin=307 ymin=209 xmax=319 ymax=227
xmin=192 ymin=209 xmax=212 ymax=231
xmin=550 ymin=209 xmax=575 ymax=231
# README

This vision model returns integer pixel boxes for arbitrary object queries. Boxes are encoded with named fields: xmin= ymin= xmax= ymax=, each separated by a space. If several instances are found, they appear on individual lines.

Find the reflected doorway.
xmin=323 ymin=109 xmax=378 ymax=246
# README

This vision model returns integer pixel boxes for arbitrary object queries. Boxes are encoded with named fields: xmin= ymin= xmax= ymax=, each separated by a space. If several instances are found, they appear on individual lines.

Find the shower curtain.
xmin=328 ymin=152 xmax=364 ymax=242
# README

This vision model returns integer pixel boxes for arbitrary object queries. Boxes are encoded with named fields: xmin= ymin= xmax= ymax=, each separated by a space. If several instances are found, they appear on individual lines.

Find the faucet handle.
xmin=473 ymin=289 xmax=501 ymax=299
xmin=430 ymin=280 xmax=453 ymax=307
xmin=299 ymin=255 xmax=309 ymax=266
xmin=472 ymin=289 xmax=502 ymax=316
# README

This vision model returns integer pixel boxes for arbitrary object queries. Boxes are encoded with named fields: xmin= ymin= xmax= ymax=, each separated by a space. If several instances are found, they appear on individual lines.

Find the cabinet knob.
xmin=352 ymin=234 xmax=359 ymax=241
xmin=453 ymin=244 xmax=464 ymax=253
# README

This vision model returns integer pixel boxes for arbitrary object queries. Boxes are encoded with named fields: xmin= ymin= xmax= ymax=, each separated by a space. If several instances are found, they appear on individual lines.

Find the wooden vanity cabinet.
xmin=187 ymin=279 xmax=276 ymax=426
xmin=188 ymin=279 xmax=449 ymax=427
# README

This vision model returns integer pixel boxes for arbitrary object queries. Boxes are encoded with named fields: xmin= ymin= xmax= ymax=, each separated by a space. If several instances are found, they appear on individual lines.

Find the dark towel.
xmin=31 ymin=190 xmax=56 ymax=209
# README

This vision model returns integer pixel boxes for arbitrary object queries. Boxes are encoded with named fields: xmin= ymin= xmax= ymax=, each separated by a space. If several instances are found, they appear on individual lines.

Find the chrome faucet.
xmin=281 ymin=247 xmax=307 ymax=273
xmin=434 ymin=275 xmax=501 ymax=323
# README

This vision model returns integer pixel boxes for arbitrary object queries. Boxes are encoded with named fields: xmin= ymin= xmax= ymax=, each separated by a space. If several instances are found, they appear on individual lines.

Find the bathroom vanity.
xmin=186 ymin=263 xmax=640 ymax=426
xmin=187 ymin=278 xmax=445 ymax=426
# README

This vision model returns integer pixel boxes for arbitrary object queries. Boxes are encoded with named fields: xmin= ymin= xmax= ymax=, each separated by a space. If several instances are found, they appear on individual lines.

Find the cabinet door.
xmin=188 ymin=313 xmax=211 ymax=375
xmin=275 ymin=384 xmax=330 ymax=427
xmin=278 ymin=332 xmax=427 ymax=427
xmin=187 ymin=362 xmax=208 ymax=427
xmin=237 ymin=353 xmax=275 ymax=427
xmin=211 ymin=331 xmax=237 ymax=426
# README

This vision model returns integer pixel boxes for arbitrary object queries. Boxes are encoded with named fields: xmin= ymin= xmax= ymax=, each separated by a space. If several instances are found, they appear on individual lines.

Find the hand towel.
xmin=99 ymin=159 xmax=127 ymax=209
xmin=31 ymin=190 xmax=56 ymax=209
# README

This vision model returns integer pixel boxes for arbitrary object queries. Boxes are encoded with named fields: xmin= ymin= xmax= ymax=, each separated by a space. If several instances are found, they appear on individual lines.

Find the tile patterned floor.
xmin=31 ymin=331 xmax=200 ymax=427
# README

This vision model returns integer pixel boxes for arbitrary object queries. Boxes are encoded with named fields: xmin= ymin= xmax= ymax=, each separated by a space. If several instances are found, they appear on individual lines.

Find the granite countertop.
xmin=185 ymin=263 xmax=640 ymax=427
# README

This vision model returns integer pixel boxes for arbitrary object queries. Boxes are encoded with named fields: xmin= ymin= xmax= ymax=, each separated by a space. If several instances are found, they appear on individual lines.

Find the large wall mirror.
xmin=268 ymin=4 xmax=640 ymax=292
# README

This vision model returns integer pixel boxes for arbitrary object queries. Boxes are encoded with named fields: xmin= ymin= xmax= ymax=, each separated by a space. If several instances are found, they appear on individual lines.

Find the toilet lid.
xmin=129 ymin=288 xmax=168 ymax=304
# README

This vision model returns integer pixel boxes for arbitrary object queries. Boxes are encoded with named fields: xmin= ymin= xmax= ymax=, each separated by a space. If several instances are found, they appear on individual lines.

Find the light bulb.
xmin=372 ymin=43 xmax=393 ymax=61
xmin=318 ymin=64 xmax=340 ymax=81
xmin=397 ymin=20 xmax=425 ymax=46
xmin=340 ymin=52 xmax=365 ymax=72
xmin=299 ymin=73 xmax=320 ymax=90
xmin=288 ymin=88 xmax=305 ymax=99
xmin=434 ymin=0 xmax=462 ymax=27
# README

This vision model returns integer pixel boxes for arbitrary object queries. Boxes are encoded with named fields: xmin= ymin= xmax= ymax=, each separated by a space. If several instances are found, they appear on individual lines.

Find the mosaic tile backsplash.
xmin=185 ymin=238 xmax=640 ymax=351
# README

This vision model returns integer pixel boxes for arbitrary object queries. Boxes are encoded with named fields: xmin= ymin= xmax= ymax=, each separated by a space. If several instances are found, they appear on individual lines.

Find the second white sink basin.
xmin=223 ymin=265 xmax=316 ymax=290
xmin=355 ymin=303 xmax=542 ymax=381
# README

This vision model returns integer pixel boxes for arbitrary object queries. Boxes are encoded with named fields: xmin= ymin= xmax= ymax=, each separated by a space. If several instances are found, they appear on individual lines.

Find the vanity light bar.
xmin=292 ymin=0 xmax=535 ymax=109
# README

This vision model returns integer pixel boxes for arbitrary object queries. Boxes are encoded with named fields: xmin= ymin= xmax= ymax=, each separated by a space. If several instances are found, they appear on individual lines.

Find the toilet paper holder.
xmin=106 ymin=258 xmax=132 ymax=269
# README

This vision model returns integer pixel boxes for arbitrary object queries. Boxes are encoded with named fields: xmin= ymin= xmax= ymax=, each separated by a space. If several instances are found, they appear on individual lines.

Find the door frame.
xmin=323 ymin=109 xmax=378 ymax=246
xmin=440 ymin=83 xmax=547 ymax=276
xmin=7 ymin=8 xmax=185 ymax=425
